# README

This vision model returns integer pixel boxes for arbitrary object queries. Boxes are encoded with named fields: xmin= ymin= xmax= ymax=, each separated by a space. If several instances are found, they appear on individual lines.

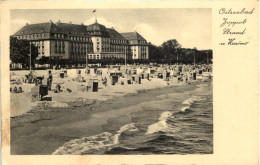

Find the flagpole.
xmin=95 ymin=12 xmax=97 ymax=22
xmin=93 ymin=9 xmax=97 ymax=22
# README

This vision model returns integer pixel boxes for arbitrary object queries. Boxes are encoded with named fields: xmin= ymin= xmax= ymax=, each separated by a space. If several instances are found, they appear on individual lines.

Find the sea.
xmin=53 ymin=82 xmax=213 ymax=155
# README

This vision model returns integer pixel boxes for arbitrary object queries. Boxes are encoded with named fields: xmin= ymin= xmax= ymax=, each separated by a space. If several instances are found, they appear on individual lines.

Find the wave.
xmin=182 ymin=96 xmax=204 ymax=105
xmin=180 ymin=96 xmax=205 ymax=112
xmin=52 ymin=132 xmax=114 ymax=155
xmin=114 ymin=123 xmax=138 ymax=145
xmin=181 ymin=106 xmax=190 ymax=112
xmin=145 ymin=111 xmax=174 ymax=135
xmin=53 ymin=123 xmax=138 ymax=155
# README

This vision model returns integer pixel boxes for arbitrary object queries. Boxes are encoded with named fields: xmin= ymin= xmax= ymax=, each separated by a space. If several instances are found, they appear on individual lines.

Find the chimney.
xmin=69 ymin=21 xmax=72 ymax=24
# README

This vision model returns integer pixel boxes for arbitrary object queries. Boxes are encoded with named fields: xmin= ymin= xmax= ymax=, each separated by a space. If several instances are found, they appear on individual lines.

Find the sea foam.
xmin=145 ymin=111 xmax=173 ymax=135
xmin=181 ymin=96 xmax=205 ymax=112
xmin=52 ymin=123 xmax=138 ymax=155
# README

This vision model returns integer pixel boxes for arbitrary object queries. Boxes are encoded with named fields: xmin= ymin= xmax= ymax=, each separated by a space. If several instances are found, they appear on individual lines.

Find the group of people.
xmin=10 ymin=86 xmax=23 ymax=93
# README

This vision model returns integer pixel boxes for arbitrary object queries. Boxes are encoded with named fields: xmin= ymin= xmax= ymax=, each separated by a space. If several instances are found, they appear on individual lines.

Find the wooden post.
xmin=125 ymin=52 xmax=126 ymax=66
xmin=206 ymin=52 xmax=209 ymax=64
xmin=193 ymin=50 xmax=196 ymax=66
xmin=29 ymin=42 xmax=32 ymax=71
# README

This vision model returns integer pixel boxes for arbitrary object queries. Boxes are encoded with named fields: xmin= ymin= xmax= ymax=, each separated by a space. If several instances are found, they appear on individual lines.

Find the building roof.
xmin=14 ymin=21 xmax=90 ymax=37
xmin=121 ymin=32 xmax=146 ymax=41
xmin=13 ymin=21 xmax=147 ymax=43
xmin=14 ymin=22 xmax=62 ymax=35
xmin=87 ymin=21 xmax=107 ymax=32
xmin=56 ymin=22 xmax=88 ymax=36
xmin=107 ymin=28 xmax=128 ymax=40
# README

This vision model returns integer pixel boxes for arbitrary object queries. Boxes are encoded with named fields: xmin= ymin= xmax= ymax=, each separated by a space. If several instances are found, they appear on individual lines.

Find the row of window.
xmin=71 ymin=54 xmax=86 ymax=59
xmin=88 ymin=54 xmax=100 ymax=59
xmin=32 ymin=41 xmax=45 ymax=46
xmin=140 ymin=54 xmax=147 ymax=59
xmin=133 ymin=54 xmax=147 ymax=59
xmin=131 ymin=46 xmax=147 ymax=52
xmin=111 ymin=39 xmax=127 ymax=44
xmin=69 ymin=36 xmax=92 ymax=42
xmin=95 ymin=44 xmax=129 ymax=53
xmin=97 ymin=37 xmax=128 ymax=44
xmin=70 ymin=42 xmax=93 ymax=54
xmin=129 ymin=40 xmax=147 ymax=44
xmin=53 ymin=33 xmax=93 ymax=42
xmin=88 ymin=31 xmax=105 ymax=36
xmin=139 ymin=40 xmax=146 ymax=44
xmin=87 ymin=54 xmax=124 ymax=59
xmin=16 ymin=35 xmax=144 ymax=46
xmin=17 ymin=34 xmax=47 ymax=40
xmin=54 ymin=41 xmax=65 ymax=54
xmin=31 ymin=41 xmax=45 ymax=55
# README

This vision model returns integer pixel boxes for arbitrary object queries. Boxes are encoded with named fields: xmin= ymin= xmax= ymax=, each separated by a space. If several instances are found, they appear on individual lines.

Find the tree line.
xmin=149 ymin=39 xmax=212 ymax=64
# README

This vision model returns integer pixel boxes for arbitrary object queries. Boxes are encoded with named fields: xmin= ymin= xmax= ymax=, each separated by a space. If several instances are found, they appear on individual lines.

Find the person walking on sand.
xmin=102 ymin=77 xmax=107 ymax=87
xmin=209 ymin=74 xmax=212 ymax=81
xmin=170 ymin=69 xmax=174 ymax=78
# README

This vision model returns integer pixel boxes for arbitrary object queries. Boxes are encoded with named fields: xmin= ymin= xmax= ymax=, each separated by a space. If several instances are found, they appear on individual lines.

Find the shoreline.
xmin=10 ymin=77 xmax=181 ymax=117
xmin=11 ymin=81 xmax=194 ymax=127
xmin=11 ymin=81 xmax=202 ymax=155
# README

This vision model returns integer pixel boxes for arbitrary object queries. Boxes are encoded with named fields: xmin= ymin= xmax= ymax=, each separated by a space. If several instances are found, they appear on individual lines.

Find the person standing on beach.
xmin=170 ymin=69 xmax=174 ymax=78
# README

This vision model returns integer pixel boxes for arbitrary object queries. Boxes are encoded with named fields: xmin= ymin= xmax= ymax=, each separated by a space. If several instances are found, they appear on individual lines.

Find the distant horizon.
xmin=11 ymin=9 xmax=212 ymax=50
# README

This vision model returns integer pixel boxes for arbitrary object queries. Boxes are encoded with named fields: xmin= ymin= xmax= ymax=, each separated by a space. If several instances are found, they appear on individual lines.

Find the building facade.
xmin=12 ymin=20 xmax=149 ymax=62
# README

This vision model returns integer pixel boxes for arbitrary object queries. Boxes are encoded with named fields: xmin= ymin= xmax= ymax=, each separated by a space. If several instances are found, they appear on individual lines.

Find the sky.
xmin=11 ymin=9 xmax=212 ymax=50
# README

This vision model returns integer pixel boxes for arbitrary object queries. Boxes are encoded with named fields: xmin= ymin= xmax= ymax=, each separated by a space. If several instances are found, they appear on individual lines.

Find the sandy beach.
xmin=10 ymin=65 xmax=213 ymax=155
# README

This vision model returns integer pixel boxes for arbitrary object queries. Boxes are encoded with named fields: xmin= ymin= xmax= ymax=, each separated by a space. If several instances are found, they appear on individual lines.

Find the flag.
xmin=92 ymin=9 xmax=96 ymax=13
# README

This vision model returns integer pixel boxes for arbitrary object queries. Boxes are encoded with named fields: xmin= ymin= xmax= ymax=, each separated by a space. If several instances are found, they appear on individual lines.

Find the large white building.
xmin=12 ymin=20 xmax=149 ymax=63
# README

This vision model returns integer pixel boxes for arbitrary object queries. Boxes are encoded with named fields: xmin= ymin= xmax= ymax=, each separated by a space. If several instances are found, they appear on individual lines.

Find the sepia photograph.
xmin=9 ymin=8 xmax=213 ymax=155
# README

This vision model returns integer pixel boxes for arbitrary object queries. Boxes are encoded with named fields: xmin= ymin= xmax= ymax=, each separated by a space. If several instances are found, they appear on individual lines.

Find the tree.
xmin=10 ymin=36 xmax=38 ymax=67
xmin=148 ymin=43 xmax=163 ymax=59
xmin=161 ymin=39 xmax=182 ymax=60
xmin=36 ymin=56 xmax=50 ymax=65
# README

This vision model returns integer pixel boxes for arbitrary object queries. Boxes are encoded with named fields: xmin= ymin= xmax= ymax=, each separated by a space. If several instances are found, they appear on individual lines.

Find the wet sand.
xmin=11 ymin=83 xmax=198 ymax=155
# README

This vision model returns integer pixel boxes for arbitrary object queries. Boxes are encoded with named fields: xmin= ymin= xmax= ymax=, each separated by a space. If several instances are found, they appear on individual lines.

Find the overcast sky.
xmin=11 ymin=9 xmax=212 ymax=50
